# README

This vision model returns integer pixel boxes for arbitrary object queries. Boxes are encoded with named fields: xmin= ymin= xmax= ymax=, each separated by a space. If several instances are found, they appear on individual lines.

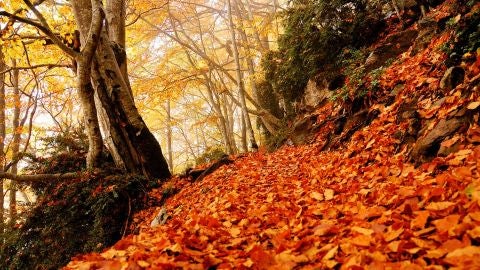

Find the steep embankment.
xmin=66 ymin=2 xmax=480 ymax=269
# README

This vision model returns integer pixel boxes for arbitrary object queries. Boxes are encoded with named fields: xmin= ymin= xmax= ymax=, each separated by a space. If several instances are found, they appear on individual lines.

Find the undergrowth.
xmin=0 ymin=128 xmax=160 ymax=270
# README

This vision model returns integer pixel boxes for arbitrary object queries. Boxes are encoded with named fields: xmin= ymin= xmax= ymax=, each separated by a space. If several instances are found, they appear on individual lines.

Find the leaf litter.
xmin=65 ymin=1 xmax=480 ymax=269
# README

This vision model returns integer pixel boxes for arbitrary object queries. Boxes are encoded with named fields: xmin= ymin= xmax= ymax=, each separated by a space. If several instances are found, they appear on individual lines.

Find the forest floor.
xmin=65 ymin=2 xmax=480 ymax=269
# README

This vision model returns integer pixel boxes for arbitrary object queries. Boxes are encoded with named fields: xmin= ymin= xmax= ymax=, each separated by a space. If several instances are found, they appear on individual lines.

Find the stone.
xmin=390 ymin=84 xmax=405 ymax=97
xmin=411 ymin=117 xmax=468 ymax=162
xmin=365 ymin=29 xmax=419 ymax=72
xmin=291 ymin=114 xmax=319 ymax=145
xmin=411 ymin=19 xmax=437 ymax=56
xmin=302 ymin=78 xmax=332 ymax=110
xmin=439 ymin=66 xmax=465 ymax=90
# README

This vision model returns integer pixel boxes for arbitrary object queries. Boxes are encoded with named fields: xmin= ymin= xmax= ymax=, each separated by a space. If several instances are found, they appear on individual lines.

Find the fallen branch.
xmin=0 ymin=172 xmax=80 ymax=182
xmin=185 ymin=155 xmax=233 ymax=182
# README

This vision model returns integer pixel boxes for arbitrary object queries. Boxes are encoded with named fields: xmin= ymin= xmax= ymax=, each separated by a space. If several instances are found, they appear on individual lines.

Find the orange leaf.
xmin=432 ymin=214 xmax=461 ymax=234
xmin=351 ymin=226 xmax=374 ymax=236
xmin=384 ymin=228 xmax=404 ymax=242
xmin=248 ymin=245 xmax=275 ymax=269
xmin=350 ymin=235 xmax=371 ymax=247
xmin=411 ymin=211 xmax=430 ymax=230
xmin=310 ymin=191 xmax=324 ymax=201
xmin=425 ymin=201 xmax=455 ymax=211
xmin=324 ymin=189 xmax=334 ymax=201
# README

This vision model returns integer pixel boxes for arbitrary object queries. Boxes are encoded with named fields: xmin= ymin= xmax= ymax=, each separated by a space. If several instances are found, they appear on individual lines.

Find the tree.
xmin=227 ymin=0 xmax=258 ymax=150
xmin=1 ymin=0 xmax=171 ymax=179
xmin=0 ymin=44 xmax=5 ymax=235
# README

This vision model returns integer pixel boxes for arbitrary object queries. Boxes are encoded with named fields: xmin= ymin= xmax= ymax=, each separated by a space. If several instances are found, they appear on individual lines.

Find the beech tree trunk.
xmin=166 ymin=99 xmax=173 ymax=170
xmin=0 ymin=46 xmax=5 ymax=234
xmin=71 ymin=0 xmax=170 ymax=179
xmin=227 ymin=0 xmax=258 ymax=150
xmin=9 ymin=60 xmax=19 ymax=227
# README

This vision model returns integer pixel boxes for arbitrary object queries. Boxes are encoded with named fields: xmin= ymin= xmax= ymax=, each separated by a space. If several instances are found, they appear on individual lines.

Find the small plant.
xmin=331 ymin=48 xmax=367 ymax=101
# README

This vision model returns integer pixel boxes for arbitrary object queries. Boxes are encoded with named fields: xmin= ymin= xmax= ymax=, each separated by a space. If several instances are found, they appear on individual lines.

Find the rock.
xmin=151 ymin=207 xmax=168 ymax=227
xmin=411 ymin=117 xmax=468 ymax=162
xmin=365 ymin=29 xmax=419 ymax=72
xmin=390 ymin=84 xmax=405 ymax=97
xmin=439 ymin=66 xmax=465 ymax=90
xmin=437 ymin=139 xmax=461 ymax=157
xmin=411 ymin=18 xmax=437 ymax=56
xmin=302 ymin=76 xmax=335 ymax=110
xmin=291 ymin=114 xmax=319 ymax=145
xmin=445 ymin=52 xmax=461 ymax=67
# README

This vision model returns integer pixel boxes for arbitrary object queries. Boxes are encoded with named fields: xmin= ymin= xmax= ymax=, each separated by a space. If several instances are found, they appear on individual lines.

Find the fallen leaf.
xmin=324 ymin=189 xmax=335 ymax=200
xmin=384 ymin=228 xmax=404 ymax=242
xmin=411 ymin=211 xmax=430 ymax=230
xmin=351 ymin=235 xmax=371 ymax=247
xmin=467 ymin=101 xmax=480 ymax=110
xmin=351 ymin=226 xmax=374 ymax=236
xmin=446 ymin=246 xmax=480 ymax=258
xmin=432 ymin=215 xmax=461 ymax=234
xmin=310 ymin=191 xmax=324 ymax=201
xmin=387 ymin=240 xmax=401 ymax=252
xmin=467 ymin=226 xmax=480 ymax=240
xmin=425 ymin=201 xmax=455 ymax=211
xmin=229 ymin=227 xmax=241 ymax=237
xmin=137 ymin=260 xmax=150 ymax=267
xmin=322 ymin=245 xmax=338 ymax=261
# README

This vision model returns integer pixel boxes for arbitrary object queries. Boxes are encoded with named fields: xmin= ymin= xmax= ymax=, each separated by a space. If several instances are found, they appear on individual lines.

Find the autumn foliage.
xmin=62 ymin=1 xmax=480 ymax=269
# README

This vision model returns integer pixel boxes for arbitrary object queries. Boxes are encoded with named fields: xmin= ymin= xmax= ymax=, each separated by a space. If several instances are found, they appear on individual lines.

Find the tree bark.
xmin=72 ymin=0 xmax=104 ymax=168
xmin=9 ymin=59 xmax=20 ymax=227
xmin=71 ymin=0 xmax=171 ymax=179
xmin=166 ymin=99 xmax=173 ymax=171
xmin=227 ymin=0 xmax=258 ymax=150
xmin=0 ymin=45 xmax=5 ymax=235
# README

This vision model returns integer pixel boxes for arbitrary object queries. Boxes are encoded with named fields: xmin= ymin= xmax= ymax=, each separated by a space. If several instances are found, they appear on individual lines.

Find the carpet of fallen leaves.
xmin=65 ymin=2 xmax=480 ymax=270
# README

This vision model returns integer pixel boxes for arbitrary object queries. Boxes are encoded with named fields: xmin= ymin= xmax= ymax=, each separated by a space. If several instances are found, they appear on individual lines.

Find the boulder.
xmin=411 ymin=18 xmax=437 ymax=55
xmin=291 ymin=114 xmax=319 ymax=145
xmin=440 ymin=66 xmax=465 ymax=90
xmin=302 ymin=74 xmax=345 ymax=111
xmin=411 ymin=116 xmax=468 ymax=162
xmin=365 ymin=29 xmax=419 ymax=72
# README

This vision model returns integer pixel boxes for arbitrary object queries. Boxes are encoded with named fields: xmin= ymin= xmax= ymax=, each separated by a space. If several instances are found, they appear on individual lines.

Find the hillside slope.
xmin=66 ymin=1 xmax=480 ymax=269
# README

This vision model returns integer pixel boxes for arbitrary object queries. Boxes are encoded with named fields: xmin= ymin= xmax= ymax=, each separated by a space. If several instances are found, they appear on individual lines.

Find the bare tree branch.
xmin=0 ymin=63 xmax=71 ymax=75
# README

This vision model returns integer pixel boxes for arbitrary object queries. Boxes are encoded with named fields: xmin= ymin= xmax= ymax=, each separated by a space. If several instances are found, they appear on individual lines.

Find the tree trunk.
xmin=0 ymin=46 xmax=5 ymax=235
xmin=205 ymin=80 xmax=235 ymax=154
xmin=240 ymin=113 xmax=248 ymax=152
xmin=9 ymin=59 xmax=19 ymax=227
xmin=71 ymin=0 xmax=170 ymax=179
xmin=227 ymin=0 xmax=258 ymax=150
xmin=166 ymin=99 xmax=173 ymax=171
xmin=71 ymin=0 xmax=104 ymax=168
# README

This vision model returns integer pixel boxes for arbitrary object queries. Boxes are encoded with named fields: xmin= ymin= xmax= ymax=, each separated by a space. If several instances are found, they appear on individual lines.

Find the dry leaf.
xmin=425 ymin=201 xmax=455 ymax=211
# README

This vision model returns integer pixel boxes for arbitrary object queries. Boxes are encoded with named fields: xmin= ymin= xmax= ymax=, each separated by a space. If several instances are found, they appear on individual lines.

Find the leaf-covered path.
xmin=65 ymin=109 xmax=480 ymax=269
xmin=65 ymin=2 xmax=480 ymax=269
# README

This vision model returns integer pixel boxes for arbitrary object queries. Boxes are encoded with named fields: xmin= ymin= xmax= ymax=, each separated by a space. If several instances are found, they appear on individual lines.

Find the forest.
xmin=0 ymin=0 xmax=480 ymax=269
